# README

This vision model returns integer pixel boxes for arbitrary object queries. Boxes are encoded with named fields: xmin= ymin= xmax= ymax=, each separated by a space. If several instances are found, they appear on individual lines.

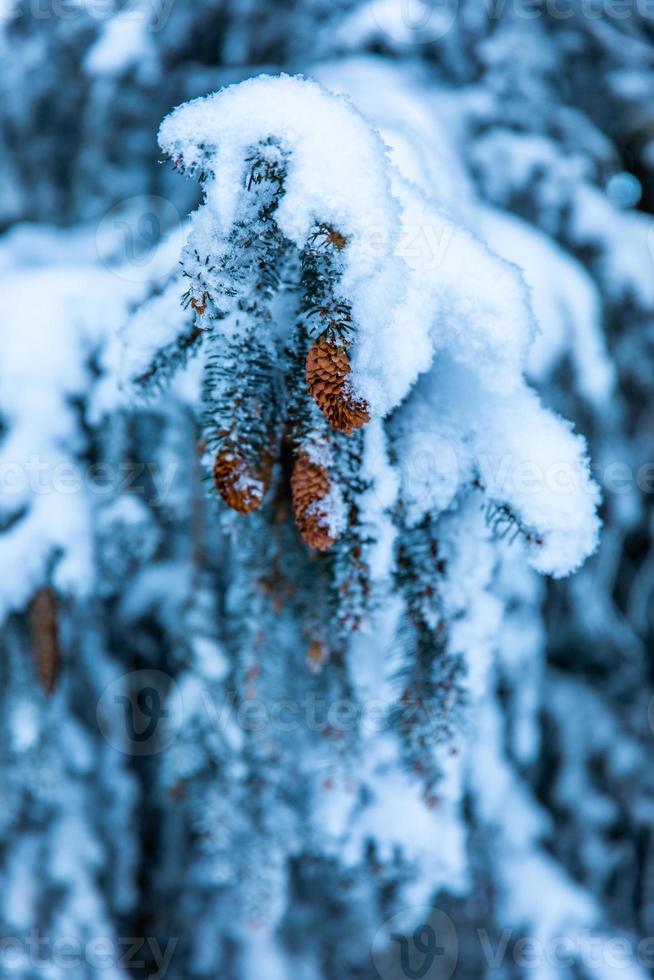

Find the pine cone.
xmin=306 ymin=337 xmax=370 ymax=434
xmin=29 ymin=587 xmax=59 ymax=695
xmin=213 ymin=448 xmax=267 ymax=515
xmin=291 ymin=454 xmax=336 ymax=551
xmin=308 ymin=638 xmax=329 ymax=673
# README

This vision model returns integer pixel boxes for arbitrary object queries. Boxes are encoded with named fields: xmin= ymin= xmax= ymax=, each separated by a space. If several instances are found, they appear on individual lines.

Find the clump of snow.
xmin=313 ymin=58 xmax=477 ymax=217
xmin=307 ymin=485 xmax=346 ymax=541
xmin=159 ymin=73 xmax=400 ymax=279
xmin=393 ymin=358 xmax=600 ymax=577
xmin=480 ymin=205 xmax=614 ymax=407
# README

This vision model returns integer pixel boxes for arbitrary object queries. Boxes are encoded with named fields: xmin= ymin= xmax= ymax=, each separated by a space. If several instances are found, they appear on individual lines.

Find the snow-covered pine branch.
xmin=122 ymin=73 xmax=600 ymax=580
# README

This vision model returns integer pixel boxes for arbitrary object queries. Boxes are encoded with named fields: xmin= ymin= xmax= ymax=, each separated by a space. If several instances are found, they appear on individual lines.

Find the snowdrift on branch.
xmin=124 ymin=73 xmax=603 ymax=576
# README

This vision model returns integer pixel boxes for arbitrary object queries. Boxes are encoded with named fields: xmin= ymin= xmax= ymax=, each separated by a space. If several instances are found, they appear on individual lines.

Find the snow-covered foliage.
xmin=1 ymin=3 xmax=653 ymax=979
xmin=126 ymin=74 xmax=599 ymax=578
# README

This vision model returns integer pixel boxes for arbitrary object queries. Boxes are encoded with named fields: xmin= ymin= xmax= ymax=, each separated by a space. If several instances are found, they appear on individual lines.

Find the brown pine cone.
xmin=308 ymin=638 xmax=329 ymax=673
xmin=29 ymin=587 xmax=59 ymax=696
xmin=291 ymin=454 xmax=336 ymax=551
xmin=213 ymin=448 xmax=267 ymax=515
xmin=306 ymin=337 xmax=370 ymax=434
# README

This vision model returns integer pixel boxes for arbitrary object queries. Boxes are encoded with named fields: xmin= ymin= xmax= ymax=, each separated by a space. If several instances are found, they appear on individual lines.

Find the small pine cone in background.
xmin=307 ymin=638 xmax=329 ymax=673
xmin=306 ymin=337 xmax=370 ymax=435
xmin=213 ymin=448 xmax=268 ymax=515
xmin=29 ymin=586 xmax=59 ymax=696
xmin=291 ymin=454 xmax=336 ymax=551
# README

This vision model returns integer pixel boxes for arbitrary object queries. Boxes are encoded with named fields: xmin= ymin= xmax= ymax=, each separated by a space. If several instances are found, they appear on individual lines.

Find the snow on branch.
xmin=158 ymin=73 xmax=399 ymax=275
xmin=392 ymin=359 xmax=600 ymax=577
xmin=122 ymin=74 xmax=601 ymax=577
